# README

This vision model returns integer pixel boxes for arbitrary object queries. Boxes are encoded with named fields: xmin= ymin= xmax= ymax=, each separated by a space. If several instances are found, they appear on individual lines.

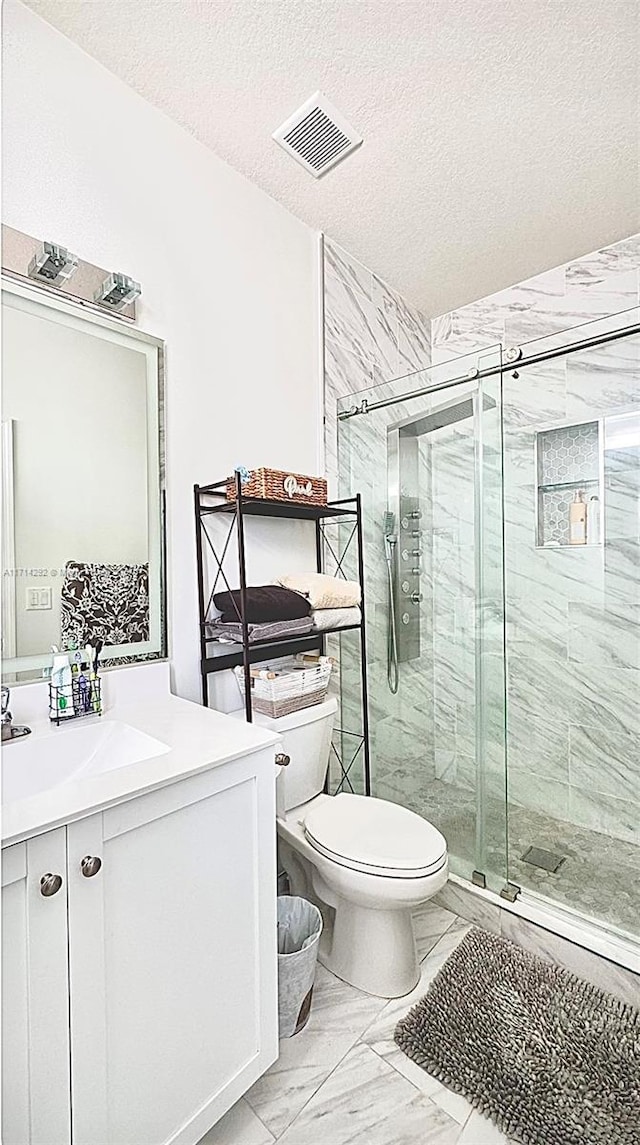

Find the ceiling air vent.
xmin=273 ymin=92 xmax=362 ymax=178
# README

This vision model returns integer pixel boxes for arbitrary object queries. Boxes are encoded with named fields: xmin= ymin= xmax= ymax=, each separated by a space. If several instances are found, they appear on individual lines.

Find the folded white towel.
xmin=278 ymin=573 xmax=361 ymax=610
xmin=311 ymin=606 xmax=361 ymax=631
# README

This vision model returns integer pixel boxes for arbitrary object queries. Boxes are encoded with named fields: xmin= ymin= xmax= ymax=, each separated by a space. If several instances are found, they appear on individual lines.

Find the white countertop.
xmin=2 ymin=662 xmax=279 ymax=847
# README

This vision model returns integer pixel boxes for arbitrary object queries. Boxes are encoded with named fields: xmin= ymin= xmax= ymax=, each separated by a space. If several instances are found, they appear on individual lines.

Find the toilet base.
xmin=312 ymin=870 xmax=420 ymax=998
xmin=318 ymin=897 xmax=419 ymax=998
xmin=278 ymin=817 xmax=447 ymax=999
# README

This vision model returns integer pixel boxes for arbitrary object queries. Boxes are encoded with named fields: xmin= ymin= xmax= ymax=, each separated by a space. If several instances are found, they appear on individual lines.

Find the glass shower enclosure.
xmin=337 ymin=309 xmax=640 ymax=946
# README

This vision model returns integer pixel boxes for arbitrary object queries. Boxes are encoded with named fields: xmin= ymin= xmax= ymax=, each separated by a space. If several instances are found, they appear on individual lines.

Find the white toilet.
xmin=254 ymin=696 xmax=448 ymax=999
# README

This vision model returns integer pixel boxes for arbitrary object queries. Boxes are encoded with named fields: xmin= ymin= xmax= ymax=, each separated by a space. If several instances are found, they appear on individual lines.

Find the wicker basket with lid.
xmin=226 ymin=467 xmax=327 ymax=507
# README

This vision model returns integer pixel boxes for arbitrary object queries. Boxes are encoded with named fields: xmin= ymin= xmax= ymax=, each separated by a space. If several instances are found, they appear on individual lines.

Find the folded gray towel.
xmin=206 ymin=616 xmax=314 ymax=644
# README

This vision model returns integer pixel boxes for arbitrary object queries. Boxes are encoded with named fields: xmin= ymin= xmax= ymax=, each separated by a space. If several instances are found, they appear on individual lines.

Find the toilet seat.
xmin=303 ymin=793 xmax=447 ymax=879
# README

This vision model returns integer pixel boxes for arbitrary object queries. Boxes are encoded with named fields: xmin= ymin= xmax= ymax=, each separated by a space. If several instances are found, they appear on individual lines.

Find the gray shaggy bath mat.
xmin=394 ymin=928 xmax=640 ymax=1145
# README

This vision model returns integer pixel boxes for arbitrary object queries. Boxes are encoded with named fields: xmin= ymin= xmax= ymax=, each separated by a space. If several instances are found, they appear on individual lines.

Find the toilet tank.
xmin=252 ymin=697 xmax=338 ymax=811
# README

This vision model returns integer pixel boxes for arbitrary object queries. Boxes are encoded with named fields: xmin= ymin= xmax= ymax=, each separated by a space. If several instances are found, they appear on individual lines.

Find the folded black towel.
xmin=213 ymin=585 xmax=311 ymax=624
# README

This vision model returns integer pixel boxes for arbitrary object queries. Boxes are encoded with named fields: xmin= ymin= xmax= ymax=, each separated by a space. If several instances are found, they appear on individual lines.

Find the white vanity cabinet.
xmin=2 ymin=828 xmax=72 ymax=1145
xmin=2 ymin=746 xmax=278 ymax=1145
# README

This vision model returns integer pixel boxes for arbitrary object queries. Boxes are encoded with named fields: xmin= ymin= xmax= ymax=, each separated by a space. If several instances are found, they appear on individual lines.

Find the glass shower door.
xmin=501 ymin=310 xmax=640 ymax=937
xmin=337 ymin=348 xmax=509 ymax=894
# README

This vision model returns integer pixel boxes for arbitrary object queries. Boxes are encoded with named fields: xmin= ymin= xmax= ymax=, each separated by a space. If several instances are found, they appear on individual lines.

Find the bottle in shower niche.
xmin=569 ymin=489 xmax=587 ymax=545
xmin=587 ymin=495 xmax=600 ymax=545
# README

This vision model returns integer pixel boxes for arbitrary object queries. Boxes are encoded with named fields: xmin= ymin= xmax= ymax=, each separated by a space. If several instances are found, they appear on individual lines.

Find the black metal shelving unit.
xmin=194 ymin=473 xmax=371 ymax=795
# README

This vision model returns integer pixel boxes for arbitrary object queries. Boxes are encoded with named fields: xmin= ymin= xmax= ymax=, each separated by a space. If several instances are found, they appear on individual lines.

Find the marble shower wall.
xmin=431 ymin=236 xmax=640 ymax=369
xmin=432 ymin=235 xmax=640 ymax=846
xmin=322 ymin=238 xmax=432 ymax=795
xmin=324 ymin=238 xmax=432 ymax=498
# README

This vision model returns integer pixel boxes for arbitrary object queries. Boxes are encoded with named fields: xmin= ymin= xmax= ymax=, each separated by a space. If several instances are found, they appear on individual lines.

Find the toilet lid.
xmin=303 ymin=793 xmax=447 ymax=878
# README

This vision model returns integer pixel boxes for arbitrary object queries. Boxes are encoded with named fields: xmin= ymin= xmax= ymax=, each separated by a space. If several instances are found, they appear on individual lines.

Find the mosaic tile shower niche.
xmin=536 ymin=421 xmax=601 ymax=547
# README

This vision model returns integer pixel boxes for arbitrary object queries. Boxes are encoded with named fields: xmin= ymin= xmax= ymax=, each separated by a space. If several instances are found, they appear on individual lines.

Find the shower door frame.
xmin=381 ymin=358 xmax=510 ymax=899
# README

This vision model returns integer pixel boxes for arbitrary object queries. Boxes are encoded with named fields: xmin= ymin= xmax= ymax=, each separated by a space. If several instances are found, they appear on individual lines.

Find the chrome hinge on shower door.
xmin=471 ymin=872 xmax=521 ymax=902
xmin=500 ymin=882 xmax=521 ymax=903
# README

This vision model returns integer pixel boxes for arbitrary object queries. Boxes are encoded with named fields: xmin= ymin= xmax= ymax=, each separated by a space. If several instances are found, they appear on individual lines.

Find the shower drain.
xmin=520 ymin=846 xmax=566 ymax=873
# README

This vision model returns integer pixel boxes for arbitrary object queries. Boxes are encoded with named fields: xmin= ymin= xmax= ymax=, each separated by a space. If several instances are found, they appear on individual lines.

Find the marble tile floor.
xmin=389 ymin=774 xmax=640 ymax=937
xmin=199 ymin=906 xmax=516 ymax=1145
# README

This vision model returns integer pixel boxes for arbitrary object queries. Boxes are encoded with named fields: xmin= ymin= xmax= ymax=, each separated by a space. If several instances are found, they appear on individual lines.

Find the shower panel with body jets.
xmin=385 ymin=416 xmax=425 ymax=680
xmin=384 ymin=394 xmax=493 ymax=693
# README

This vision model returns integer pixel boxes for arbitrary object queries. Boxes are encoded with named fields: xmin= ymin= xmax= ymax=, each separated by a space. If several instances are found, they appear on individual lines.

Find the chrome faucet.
xmin=1 ymin=687 xmax=11 ymax=741
xmin=1 ymin=687 xmax=32 ymax=743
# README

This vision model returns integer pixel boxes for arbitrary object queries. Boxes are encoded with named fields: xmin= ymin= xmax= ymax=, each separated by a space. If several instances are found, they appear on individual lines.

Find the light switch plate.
xmin=25 ymin=586 xmax=52 ymax=610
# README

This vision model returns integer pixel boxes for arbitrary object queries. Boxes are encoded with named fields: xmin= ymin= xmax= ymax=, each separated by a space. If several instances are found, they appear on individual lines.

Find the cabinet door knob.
xmin=275 ymin=753 xmax=290 ymax=767
xmin=40 ymin=873 xmax=63 ymax=897
xmin=80 ymin=855 xmax=102 ymax=878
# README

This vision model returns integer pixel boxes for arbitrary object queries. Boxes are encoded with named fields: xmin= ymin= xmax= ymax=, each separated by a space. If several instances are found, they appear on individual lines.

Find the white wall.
xmin=2 ymin=0 xmax=322 ymax=702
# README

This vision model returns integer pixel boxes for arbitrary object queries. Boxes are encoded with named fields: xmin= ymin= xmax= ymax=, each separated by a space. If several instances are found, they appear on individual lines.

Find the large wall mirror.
xmin=1 ymin=279 xmax=166 ymax=682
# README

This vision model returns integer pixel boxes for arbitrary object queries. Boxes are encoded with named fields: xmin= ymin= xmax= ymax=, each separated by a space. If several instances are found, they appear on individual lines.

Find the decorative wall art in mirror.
xmin=1 ymin=278 xmax=166 ymax=683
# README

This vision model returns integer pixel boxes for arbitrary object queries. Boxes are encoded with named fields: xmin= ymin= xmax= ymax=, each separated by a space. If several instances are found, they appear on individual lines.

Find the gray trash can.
xmin=277 ymin=896 xmax=323 ymax=1038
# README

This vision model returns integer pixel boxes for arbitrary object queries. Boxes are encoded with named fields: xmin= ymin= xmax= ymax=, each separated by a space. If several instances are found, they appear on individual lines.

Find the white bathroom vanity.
xmin=2 ymin=663 xmax=279 ymax=1145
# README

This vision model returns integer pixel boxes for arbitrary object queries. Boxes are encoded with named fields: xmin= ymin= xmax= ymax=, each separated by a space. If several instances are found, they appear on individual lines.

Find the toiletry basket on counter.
xmin=49 ymin=676 xmax=102 ymax=725
xmin=234 ymin=656 xmax=333 ymax=719
xmin=49 ymin=644 xmax=102 ymax=725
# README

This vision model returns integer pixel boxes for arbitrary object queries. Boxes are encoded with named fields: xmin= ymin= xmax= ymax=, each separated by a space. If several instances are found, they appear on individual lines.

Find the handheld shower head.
xmin=382 ymin=510 xmax=399 ymax=694
xmin=383 ymin=510 xmax=396 ymax=542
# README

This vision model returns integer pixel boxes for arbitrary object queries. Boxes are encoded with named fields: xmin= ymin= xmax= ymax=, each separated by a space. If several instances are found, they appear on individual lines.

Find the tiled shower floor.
xmin=407 ymin=777 xmax=640 ymax=937
xmin=199 ymin=905 xmax=514 ymax=1145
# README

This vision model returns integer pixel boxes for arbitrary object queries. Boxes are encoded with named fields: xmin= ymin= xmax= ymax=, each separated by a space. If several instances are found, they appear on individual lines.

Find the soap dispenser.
xmin=569 ymin=489 xmax=587 ymax=545
xmin=587 ymin=495 xmax=600 ymax=545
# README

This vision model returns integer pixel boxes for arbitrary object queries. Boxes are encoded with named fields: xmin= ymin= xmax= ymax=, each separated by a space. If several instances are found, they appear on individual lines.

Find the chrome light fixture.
xmin=27 ymin=242 xmax=78 ymax=286
xmin=95 ymin=272 xmax=141 ymax=313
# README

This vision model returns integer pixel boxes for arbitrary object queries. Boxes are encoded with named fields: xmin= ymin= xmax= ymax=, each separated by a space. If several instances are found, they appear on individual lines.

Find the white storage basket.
xmin=234 ymin=656 xmax=333 ymax=718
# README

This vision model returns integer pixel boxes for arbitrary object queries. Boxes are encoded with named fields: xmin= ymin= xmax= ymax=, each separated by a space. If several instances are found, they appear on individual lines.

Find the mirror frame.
xmin=1 ymin=276 xmax=167 ymax=681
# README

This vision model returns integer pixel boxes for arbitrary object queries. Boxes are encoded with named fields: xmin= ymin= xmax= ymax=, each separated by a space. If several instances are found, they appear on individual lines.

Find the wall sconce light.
xmin=94 ymin=272 xmax=141 ymax=313
xmin=28 ymin=242 xmax=78 ymax=286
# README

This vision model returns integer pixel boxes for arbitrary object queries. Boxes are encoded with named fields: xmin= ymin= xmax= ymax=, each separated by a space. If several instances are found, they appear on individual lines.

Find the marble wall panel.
xmin=324 ymin=238 xmax=432 ymax=797
xmin=433 ymin=238 xmax=640 ymax=364
xmin=569 ymin=723 xmax=639 ymax=804
xmin=568 ymin=786 xmax=640 ymax=848
xmin=565 ymin=335 xmax=640 ymax=423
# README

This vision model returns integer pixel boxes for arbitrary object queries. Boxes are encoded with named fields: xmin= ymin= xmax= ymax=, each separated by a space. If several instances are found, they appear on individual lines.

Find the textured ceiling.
xmin=22 ymin=0 xmax=640 ymax=315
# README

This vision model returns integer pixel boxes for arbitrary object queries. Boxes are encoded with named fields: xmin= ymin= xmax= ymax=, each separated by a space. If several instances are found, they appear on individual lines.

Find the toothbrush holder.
xmin=49 ymin=673 xmax=102 ymax=726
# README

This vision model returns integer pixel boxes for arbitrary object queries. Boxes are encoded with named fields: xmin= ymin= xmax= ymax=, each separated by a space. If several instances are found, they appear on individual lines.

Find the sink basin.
xmin=2 ymin=719 xmax=170 ymax=804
